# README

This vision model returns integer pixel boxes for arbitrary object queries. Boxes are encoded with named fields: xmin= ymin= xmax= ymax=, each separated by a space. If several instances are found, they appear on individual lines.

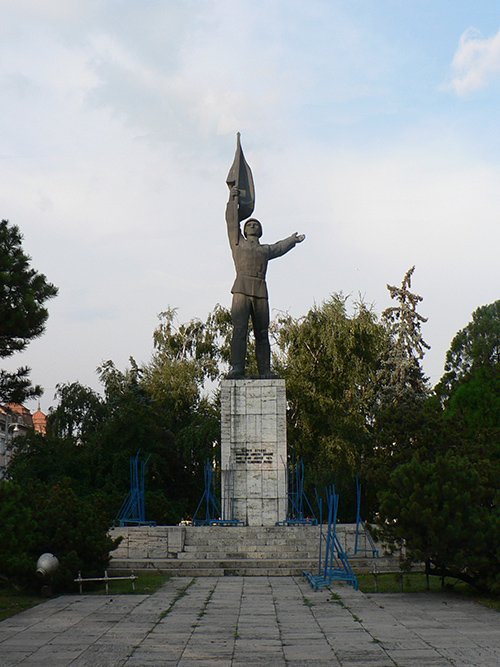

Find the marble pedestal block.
xmin=221 ymin=379 xmax=287 ymax=526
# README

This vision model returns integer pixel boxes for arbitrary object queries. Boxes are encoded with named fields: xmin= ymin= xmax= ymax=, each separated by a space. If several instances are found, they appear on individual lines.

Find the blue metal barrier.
xmin=303 ymin=485 xmax=358 ymax=590
xmin=276 ymin=457 xmax=318 ymax=525
xmin=353 ymin=477 xmax=379 ymax=558
xmin=192 ymin=460 xmax=245 ymax=526
xmin=116 ymin=450 xmax=156 ymax=526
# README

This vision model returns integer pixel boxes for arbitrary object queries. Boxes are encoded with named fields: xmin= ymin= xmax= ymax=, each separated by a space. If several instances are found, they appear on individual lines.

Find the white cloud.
xmin=4 ymin=2 xmax=500 ymax=408
xmin=443 ymin=26 xmax=500 ymax=97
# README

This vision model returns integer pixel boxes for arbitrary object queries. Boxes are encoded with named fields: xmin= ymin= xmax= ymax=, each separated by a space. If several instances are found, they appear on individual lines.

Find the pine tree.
xmin=378 ymin=266 xmax=430 ymax=407
xmin=366 ymin=267 xmax=432 ymax=497
xmin=0 ymin=220 xmax=58 ymax=403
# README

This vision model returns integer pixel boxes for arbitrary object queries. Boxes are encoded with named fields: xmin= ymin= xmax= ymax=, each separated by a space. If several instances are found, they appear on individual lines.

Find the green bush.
xmin=0 ymin=480 xmax=120 ymax=593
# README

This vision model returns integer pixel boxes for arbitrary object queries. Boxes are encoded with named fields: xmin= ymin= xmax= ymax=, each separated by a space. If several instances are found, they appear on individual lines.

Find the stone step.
xmin=183 ymin=532 xmax=321 ymax=546
xmin=112 ymin=566 xmax=313 ymax=577
xmin=178 ymin=544 xmax=318 ymax=558
xmin=108 ymin=554 xmax=401 ymax=577
xmin=183 ymin=537 xmax=319 ymax=546
xmin=111 ymin=557 xmax=318 ymax=568
xmin=177 ymin=550 xmax=318 ymax=560
xmin=109 ymin=557 xmax=318 ymax=577
xmin=181 ymin=542 xmax=317 ymax=550
xmin=108 ymin=523 xmax=390 ymax=577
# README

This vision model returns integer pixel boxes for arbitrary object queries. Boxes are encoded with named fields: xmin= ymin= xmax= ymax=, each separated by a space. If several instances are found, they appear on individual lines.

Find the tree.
xmin=377 ymin=266 xmax=430 ymax=408
xmin=373 ymin=299 xmax=500 ymax=593
xmin=8 ymin=307 xmax=227 ymax=523
xmin=0 ymin=479 xmax=119 ymax=593
xmin=48 ymin=382 xmax=107 ymax=441
xmin=435 ymin=300 xmax=500 ymax=458
xmin=375 ymin=450 xmax=500 ymax=592
xmin=0 ymin=220 xmax=57 ymax=403
xmin=272 ymin=294 xmax=385 ymax=515
xmin=366 ymin=268 xmax=431 ymax=498
xmin=437 ymin=300 xmax=500 ymax=401
xmin=8 ymin=383 xmax=107 ymax=497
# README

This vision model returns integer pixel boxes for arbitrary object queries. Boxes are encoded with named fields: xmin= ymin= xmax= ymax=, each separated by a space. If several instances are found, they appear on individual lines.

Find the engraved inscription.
xmin=234 ymin=447 xmax=274 ymax=465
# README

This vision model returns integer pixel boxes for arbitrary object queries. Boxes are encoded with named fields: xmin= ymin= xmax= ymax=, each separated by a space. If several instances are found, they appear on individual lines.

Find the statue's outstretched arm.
xmin=268 ymin=232 xmax=306 ymax=260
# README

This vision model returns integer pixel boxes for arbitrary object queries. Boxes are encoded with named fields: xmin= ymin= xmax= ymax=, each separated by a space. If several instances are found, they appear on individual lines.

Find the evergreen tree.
xmin=366 ymin=267 xmax=431 ymax=514
xmin=0 ymin=479 xmax=119 ymax=592
xmin=436 ymin=300 xmax=500 ymax=402
xmin=0 ymin=220 xmax=57 ymax=403
xmin=374 ymin=298 xmax=500 ymax=592
xmin=378 ymin=265 xmax=430 ymax=408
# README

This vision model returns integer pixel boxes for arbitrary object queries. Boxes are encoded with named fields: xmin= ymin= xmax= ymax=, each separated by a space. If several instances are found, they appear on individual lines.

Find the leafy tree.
xmin=0 ymin=220 xmax=57 ymax=403
xmin=48 ymin=382 xmax=107 ymax=441
xmin=95 ymin=362 xmax=183 ymax=514
xmin=9 ymin=383 xmax=108 ymax=496
xmin=8 ymin=307 xmax=226 ymax=523
xmin=272 ymin=294 xmax=385 ymax=514
xmin=151 ymin=305 xmax=233 ymax=386
xmin=140 ymin=310 xmax=224 ymax=514
xmin=0 ymin=482 xmax=37 ymax=590
xmin=7 ymin=430 xmax=91 ymax=496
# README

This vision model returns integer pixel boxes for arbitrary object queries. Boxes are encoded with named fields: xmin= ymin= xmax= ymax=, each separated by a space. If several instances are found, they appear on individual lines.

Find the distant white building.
xmin=0 ymin=403 xmax=47 ymax=478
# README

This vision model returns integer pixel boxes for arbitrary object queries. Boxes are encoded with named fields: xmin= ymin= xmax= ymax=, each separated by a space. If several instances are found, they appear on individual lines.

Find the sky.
xmin=2 ymin=0 xmax=500 ymax=412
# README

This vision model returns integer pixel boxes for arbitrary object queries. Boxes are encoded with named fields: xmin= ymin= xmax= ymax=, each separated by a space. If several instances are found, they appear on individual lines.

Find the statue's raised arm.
xmin=225 ymin=185 xmax=242 ymax=250
xmin=225 ymin=134 xmax=305 ymax=379
xmin=226 ymin=132 xmax=255 ymax=233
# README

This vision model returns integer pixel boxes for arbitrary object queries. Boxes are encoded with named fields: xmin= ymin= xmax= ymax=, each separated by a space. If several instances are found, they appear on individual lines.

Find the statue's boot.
xmin=227 ymin=366 xmax=245 ymax=379
xmin=228 ymin=333 xmax=246 ymax=379
xmin=256 ymin=339 xmax=280 ymax=379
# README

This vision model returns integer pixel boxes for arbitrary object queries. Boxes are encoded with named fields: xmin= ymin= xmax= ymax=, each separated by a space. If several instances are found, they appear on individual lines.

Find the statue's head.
xmin=244 ymin=218 xmax=262 ymax=239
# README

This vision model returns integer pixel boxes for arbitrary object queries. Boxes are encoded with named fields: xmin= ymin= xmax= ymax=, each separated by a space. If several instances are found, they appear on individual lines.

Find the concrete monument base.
xmin=221 ymin=378 xmax=287 ymax=526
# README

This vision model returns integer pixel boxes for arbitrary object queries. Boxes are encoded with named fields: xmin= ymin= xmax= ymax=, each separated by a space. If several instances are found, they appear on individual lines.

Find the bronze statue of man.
xmin=226 ymin=135 xmax=305 ymax=379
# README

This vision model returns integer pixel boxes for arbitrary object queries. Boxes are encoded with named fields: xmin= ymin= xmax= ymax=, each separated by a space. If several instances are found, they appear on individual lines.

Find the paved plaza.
xmin=0 ymin=575 xmax=499 ymax=666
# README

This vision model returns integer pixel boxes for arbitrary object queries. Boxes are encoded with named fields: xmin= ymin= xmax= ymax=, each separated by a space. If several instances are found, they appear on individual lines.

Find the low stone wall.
xmin=109 ymin=526 xmax=186 ymax=560
xmin=108 ymin=523 xmax=383 ymax=562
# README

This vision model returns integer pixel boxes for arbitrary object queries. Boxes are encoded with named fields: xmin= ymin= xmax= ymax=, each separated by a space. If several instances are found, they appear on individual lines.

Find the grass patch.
xmin=357 ymin=573 xmax=500 ymax=612
xmin=76 ymin=571 xmax=171 ymax=596
xmin=0 ymin=583 xmax=44 ymax=622
xmin=357 ymin=572 xmax=440 ymax=594
xmin=0 ymin=572 xmax=171 ymax=622
xmin=452 ymin=584 xmax=500 ymax=612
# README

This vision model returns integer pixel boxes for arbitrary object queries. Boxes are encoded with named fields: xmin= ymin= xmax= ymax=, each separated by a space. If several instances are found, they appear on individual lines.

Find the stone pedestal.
xmin=221 ymin=379 xmax=287 ymax=526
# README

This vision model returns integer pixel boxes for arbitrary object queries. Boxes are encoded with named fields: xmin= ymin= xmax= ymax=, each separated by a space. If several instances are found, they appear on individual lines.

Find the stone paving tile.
xmin=2 ymin=650 xmax=34 ymax=667
xmin=2 ymin=575 xmax=500 ymax=665
xmin=331 ymin=584 xmax=500 ymax=666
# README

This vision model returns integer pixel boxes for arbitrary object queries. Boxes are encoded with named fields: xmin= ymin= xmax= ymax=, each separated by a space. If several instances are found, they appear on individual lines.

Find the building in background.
xmin=0 ymin=403 xmax=47 ymax=478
